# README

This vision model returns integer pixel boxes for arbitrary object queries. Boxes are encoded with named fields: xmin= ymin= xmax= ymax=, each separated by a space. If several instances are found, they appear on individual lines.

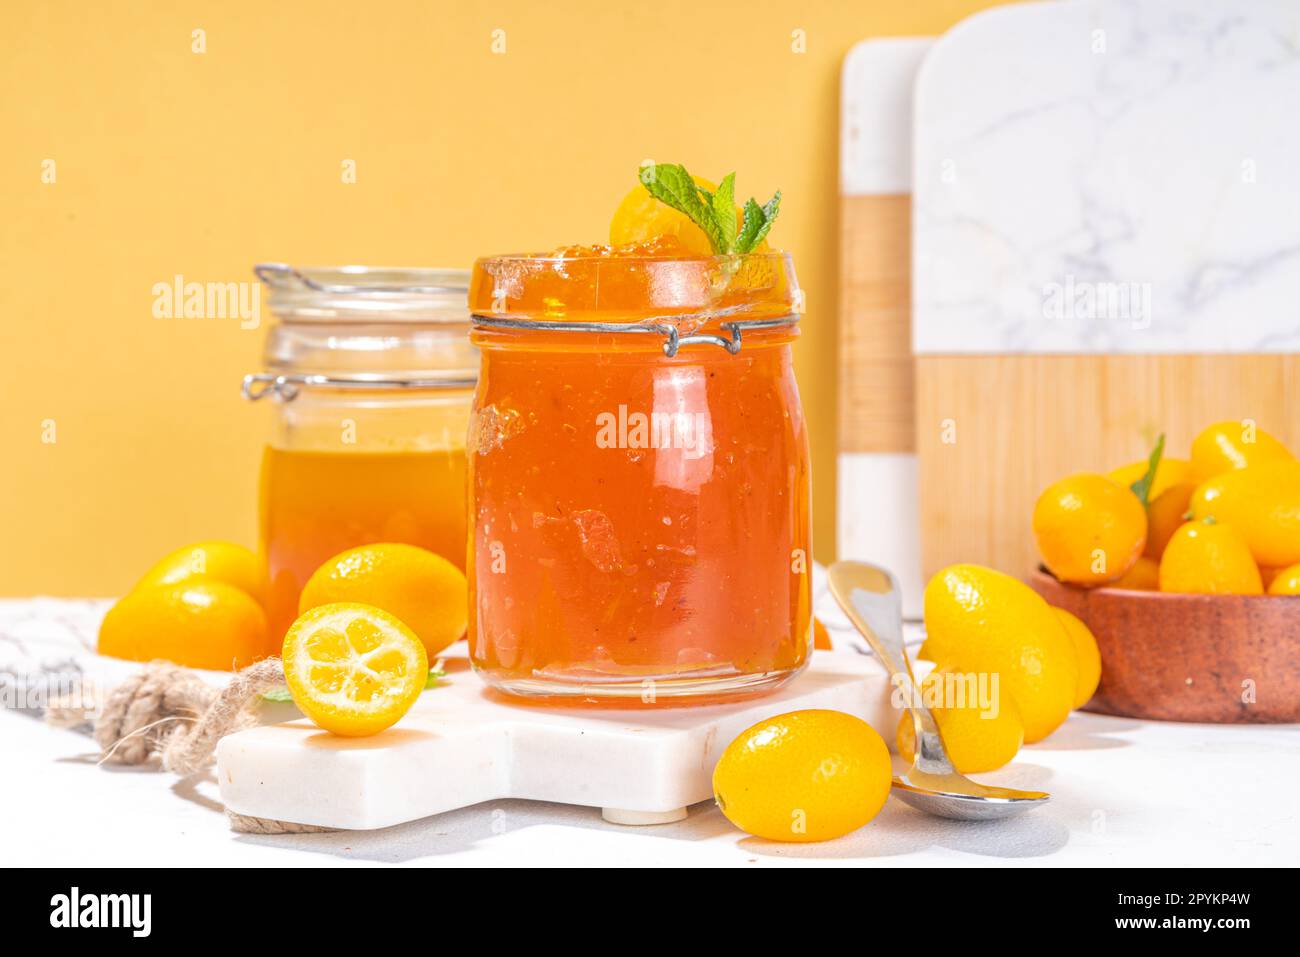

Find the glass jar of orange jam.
xmin=467 ymin=242 xmax=811 ymax=701
xmin=245 ymin=264 xmax=476 ymax=639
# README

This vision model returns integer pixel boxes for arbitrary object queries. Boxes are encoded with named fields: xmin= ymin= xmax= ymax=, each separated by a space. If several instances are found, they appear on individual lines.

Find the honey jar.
xmin=244 ymin=264 xmax=476 ymax=639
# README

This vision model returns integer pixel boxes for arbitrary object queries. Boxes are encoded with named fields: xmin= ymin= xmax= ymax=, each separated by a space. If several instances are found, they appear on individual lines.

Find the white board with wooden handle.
xmin=838 ymin=37 xmax=932 ymax=618
xmin=912 ymin=0 xmax=1300 ymax=580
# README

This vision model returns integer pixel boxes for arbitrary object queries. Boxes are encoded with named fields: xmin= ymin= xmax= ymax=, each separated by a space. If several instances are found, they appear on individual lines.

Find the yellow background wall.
xmin=1 ymin=0 xmax=1011 ymax=595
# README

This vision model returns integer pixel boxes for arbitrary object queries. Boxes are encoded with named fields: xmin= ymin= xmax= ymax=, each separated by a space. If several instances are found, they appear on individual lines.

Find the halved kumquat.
xmin=282 ymin=602 xmax=428 ymax=737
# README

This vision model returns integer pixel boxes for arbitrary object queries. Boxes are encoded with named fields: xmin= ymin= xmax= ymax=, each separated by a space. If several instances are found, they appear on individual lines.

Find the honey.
xmin=259 ymin=446 xmax=468 ymax=640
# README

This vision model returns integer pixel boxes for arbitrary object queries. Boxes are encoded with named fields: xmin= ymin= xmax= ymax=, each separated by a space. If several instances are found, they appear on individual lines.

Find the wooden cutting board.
xmin=910 ymin=0 xmax=1300 ymax=580
xmin=915 ymin=357 xmax=1300 ymax=578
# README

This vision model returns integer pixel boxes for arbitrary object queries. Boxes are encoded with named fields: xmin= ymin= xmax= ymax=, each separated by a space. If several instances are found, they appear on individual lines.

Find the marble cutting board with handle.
xmin=216 ymin=647 xmax=904 ymax=831
xmin=909 ymin=0 xmax=1300 ymax=580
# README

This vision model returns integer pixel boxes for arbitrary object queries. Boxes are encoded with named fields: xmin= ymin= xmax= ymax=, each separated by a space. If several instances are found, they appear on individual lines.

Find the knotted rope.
xmin=45 ymin=658 xmax=334 ymax=833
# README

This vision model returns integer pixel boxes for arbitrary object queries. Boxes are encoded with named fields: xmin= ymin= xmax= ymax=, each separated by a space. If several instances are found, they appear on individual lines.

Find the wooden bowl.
xmin=1030 ymin=570 xmax=1300 ymax=723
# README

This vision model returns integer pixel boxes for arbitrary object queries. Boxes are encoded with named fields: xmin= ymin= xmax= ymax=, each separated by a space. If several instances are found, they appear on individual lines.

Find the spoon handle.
xmin=827 ymin=561 xmax=958 ymax=777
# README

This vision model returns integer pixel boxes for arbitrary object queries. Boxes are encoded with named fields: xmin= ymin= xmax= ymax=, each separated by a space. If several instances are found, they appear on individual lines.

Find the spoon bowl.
xmin=827 ymin=560 xmax=1049 ymax=821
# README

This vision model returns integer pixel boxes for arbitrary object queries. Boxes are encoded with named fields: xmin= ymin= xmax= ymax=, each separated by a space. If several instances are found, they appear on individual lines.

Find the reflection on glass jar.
xmin=467 ymin=251 xmax=811 ymax=702
xmin=245 ymin=265 xmax=475 ymax=640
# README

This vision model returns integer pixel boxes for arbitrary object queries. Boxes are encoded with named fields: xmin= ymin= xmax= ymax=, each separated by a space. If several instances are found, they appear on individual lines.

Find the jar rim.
xmin=473 ymin=250 xmax=794 ymax=267
xmin=256 ymin=263 xmax=470 ymax=323
xmin=468 ymin=251 xmax=802 ymax=333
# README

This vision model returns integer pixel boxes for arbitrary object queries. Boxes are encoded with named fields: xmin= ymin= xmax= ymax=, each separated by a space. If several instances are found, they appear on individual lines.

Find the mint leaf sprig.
xmin=639 ymin=162 xmax=781 ymax=255
xmin=1129 ymin=433 xmax=1166 ymax=505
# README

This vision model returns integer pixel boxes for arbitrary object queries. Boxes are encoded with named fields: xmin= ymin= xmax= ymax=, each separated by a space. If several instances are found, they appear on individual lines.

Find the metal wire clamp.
xmin=241 ymin=372 xmax=477 ymax=402
xmin=470 ymin=313 xmax=799 ymax=357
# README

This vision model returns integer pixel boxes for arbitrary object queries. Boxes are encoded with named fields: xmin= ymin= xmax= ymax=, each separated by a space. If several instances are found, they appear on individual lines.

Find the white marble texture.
xmin=913 ymin=0 xmax=1300 ymax=354
xmin=841 ymin=38 xmax=933 ymax=195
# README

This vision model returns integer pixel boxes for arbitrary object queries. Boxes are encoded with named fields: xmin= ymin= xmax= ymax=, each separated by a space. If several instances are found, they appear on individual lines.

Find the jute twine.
xmin=45 ymin=658 xmax=334 ymax=834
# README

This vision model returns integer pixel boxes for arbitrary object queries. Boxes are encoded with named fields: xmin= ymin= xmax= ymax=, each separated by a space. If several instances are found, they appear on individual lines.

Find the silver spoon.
xmin=827 ymin=560 xmax=1049 ymax=821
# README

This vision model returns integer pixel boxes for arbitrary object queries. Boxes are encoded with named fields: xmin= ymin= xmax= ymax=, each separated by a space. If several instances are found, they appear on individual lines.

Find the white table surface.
xmin=3 ymin=596 xmax=1297 ymax=867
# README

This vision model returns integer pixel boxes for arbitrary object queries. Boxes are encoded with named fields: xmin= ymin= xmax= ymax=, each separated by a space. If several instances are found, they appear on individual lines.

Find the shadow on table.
xmin=1026 ymin=712 xmax=1141 ymax=751
xmin=196 ymin=766 xmax=1072 ymax=864
xmin=740 ymin=794 xmax=1070 ymax=861
xmin=166 ymin=723 xmax=1123 ymax=864
xmin=214 ymin=785 xmax=1075 ymax=865
xmin=56 ymin=752 xmax=162 ymax=773
xmin=172 ymin=771 xmax=226 ymax=815
xmin=737 ymin=759 xmax=1070 ymax=861
xmin=220 ymin=797 xmax=735 ymax=863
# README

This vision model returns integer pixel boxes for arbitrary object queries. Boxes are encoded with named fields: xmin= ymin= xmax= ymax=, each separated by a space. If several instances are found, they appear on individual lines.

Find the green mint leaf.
xmin=260 ymin=686 xmax=294 ymax=703
xmin=639 ymin=162 xmax=726 ymax=253
xmin=423 ymin=662 xmax=448 ymax=689
xmin=736 ymin=198 xmax=766 ymax=253
xmin=735 ymin=191 xmax=781 ymax=253
xmin=1129 ymin=433 xmax=1166 ymax=505
xmin=711 ymin=172 xmax=738 ymax=253
xmin=638 ymin=164 xmax=783 ymax=255
xmin=749 ymin=191 xmax=782 ymax=249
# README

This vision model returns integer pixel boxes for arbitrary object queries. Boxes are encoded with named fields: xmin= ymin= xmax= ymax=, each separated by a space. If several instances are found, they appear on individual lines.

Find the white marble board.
xmin=913 ymin=0 xmax=1300 ymax=354
xmin=216 ymin=649 xmax=902 ymax=831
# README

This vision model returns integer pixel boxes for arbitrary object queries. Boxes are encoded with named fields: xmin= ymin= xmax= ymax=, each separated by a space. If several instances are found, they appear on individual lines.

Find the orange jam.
xmin=259 ymin=445 xmax=467 ymax=639
xmin=467 ymin=239 xmax=811 ymax=701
